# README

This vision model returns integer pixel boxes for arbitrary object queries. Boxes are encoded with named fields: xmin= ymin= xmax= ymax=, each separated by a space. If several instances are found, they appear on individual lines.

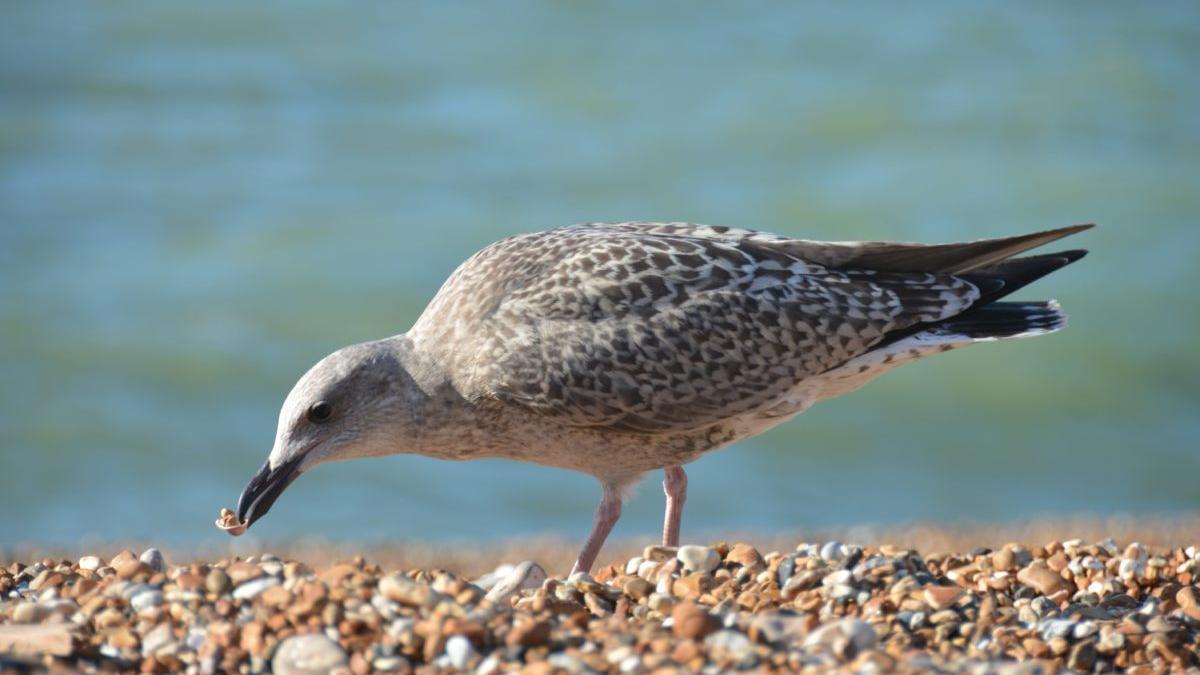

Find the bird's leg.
xmin=569 ymin=483 xmax=623 ymax=576
xmin=662 ymin=465 xmax=688 ymax=547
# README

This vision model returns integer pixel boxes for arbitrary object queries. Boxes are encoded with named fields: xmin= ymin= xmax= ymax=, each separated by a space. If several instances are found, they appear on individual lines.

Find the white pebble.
xmin=483 ymin=561 xmax=545 ymax=603
xmin=232 ymin=577 xmax=279 ymax=600
xmin=445 ymin=635 xmax=475 ymax=670
xmin=820 ymin=541 xmax=845 ymax=562
xmin=676 ymin=545 xmax=720 ymax=574
xmin=636 ymin=559 xmax=660 ymax=582
xmin=130 ymin=589 xmax=164 ymax=613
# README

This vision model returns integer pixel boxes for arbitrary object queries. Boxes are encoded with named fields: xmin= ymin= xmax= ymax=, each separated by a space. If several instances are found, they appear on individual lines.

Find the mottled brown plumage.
xmin=235 ymin=222 xmax=1091 ymax=574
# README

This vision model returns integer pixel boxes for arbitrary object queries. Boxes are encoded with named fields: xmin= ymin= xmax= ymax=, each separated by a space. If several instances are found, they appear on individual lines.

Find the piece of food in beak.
xmin=215 ymin=507 xmax=247 ymax=536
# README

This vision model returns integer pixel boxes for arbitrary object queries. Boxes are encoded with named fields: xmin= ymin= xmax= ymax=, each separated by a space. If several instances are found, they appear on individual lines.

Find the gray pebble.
xmin=139 ymin=548 xmax=166 ymax=573
xmin=130 ymin=589 xmax=164 ymax=613
xmin=705 ymin=629 xmax=753 ymax=654
xmin=272 ymin=634 xmax=348 ymax=675
xmin=820 ymin=541 xmax=845 ymax=562
xmin=776 ymin=556 xmax=795 ymax=587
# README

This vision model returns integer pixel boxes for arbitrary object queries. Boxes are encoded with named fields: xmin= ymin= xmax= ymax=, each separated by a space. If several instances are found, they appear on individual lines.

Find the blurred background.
xmin=2 ymin=3 xmax=1197 ymax=550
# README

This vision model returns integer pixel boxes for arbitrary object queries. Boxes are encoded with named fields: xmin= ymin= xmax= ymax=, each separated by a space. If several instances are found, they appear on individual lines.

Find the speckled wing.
xmin=421 ymin=223 xmax=984 ymax=434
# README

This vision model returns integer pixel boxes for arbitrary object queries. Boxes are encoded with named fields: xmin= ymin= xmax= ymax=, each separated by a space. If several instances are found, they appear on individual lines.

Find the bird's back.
xmin=408 ymin=222 xmax=1088 ymax=438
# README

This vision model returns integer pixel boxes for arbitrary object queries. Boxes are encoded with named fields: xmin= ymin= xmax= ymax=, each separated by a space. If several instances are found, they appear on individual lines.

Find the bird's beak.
xmin=236 ymin=455 xmax=303 ymax=529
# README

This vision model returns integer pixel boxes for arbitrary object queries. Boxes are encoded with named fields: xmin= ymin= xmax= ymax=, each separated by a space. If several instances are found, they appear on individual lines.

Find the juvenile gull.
xmin=233 ymin=222 xmax=1091 ymax=573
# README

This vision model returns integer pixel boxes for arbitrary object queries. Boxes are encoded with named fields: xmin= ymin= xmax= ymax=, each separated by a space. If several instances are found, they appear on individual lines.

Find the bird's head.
xmin=235 ymin=338 xmax=420 ymax=530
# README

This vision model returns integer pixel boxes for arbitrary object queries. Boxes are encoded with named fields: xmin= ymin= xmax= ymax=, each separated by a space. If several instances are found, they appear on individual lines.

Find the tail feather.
xmin=931 ymin=301 xmax=1066 ymax=339
xmin=875 ymin=248 xmax=1087 ymax=348
xmin=959 ymin=249 xmax=1088 ymax=307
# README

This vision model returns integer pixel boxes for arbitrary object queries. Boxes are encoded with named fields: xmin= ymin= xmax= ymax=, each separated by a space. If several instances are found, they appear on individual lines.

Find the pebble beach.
xmin=4 ymin=528 xmax=1200 ymax=674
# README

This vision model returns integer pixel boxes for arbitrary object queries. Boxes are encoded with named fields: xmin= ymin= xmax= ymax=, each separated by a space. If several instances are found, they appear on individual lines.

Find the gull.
xmin=233 ymin=222 xmax=1090 ymax=574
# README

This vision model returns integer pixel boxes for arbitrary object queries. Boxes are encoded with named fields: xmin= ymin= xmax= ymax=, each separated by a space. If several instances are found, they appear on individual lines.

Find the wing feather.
xmin=440 ymin=225 xmax=980 ymax=433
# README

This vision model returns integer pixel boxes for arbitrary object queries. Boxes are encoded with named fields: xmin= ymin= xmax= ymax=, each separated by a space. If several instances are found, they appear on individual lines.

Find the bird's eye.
xmin=307 ymin=401 xmax=333 ymax=424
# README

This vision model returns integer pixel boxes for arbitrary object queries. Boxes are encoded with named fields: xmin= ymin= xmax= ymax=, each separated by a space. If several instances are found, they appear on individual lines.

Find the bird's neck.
xmin=373 ymin=333 xmax=497 ymax=462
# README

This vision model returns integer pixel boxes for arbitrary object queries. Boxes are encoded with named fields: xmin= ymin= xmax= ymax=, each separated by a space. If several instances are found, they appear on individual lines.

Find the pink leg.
xmin=662 ymin=465 xmax=688 ymax=547
xmin=570 ymin=483 xmax=623 ymax=576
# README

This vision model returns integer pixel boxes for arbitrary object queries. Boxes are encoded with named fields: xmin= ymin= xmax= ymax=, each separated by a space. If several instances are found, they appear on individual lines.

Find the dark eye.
xmin=307 ymin=401 xmax=333 ymax=424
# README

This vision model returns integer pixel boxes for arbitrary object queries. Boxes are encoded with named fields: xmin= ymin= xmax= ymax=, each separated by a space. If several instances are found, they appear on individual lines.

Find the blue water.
xmin=2 ymin=3 xmax=1198 ymax=548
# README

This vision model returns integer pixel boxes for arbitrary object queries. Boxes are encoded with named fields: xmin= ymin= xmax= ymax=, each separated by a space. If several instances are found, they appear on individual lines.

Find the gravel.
xmin=2 ymin=539 xmax=1199 ymax=672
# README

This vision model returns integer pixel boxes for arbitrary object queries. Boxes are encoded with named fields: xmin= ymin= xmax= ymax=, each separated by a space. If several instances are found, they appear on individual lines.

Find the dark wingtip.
xmin=1055 ymin=248 xmax=1089 ymax=265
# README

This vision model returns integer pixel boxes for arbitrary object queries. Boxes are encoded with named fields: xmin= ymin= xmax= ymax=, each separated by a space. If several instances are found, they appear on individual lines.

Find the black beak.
xmin=236 ymin=455 xmax=303 ymax=529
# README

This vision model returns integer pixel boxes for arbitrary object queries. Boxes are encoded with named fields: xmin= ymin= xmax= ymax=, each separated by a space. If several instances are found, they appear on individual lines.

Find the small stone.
xmin=379 ymin=575 xmax=443 ymax=608
xmin=642 ymin=546 xmax=676 ymax=562
xmin=671 ymin=601 xmax=717 ymax=640
xmin=647 ymin=592 xmax=675 ymax=613
xmin=232 ymin=577 xmax=279 ymax=601
xmin=116 ymin=559 xmax=152 ymax=580
xmin=139 ymin=549 xmax=166 ymax=573
xmin=475 ymin=653 xmax=502 ymax=675
xmin=260 ymin=585 xmax=293 ymax=607
xmin=929 ymin=609 xmax=959 ymax=626
xmin=78 ymin=556 xmax=101 ymax=571
xmin=12 ymin=603 xmax=46 ymax=624
xmin=141 ymin=622 xmax=176 ymax=657
xmin=727 ymin=543 xmax=765 ymax=569
xmin=205 ymin=568 xmax=231 ymax=595
xmin=272 ymin=634 xmax=348 ymax=675
xmin=622 ymin=577 xmax=654 ymax=600
xmin=445 ymin=635 xmax=475 ymax=670
xmin=130 ymin=589 xmax=164 ymax=612
xmin=1017 ymin=562 xmax=1072 ymax=597
xmin=636 ymin=559 xmax=660 ymax=582
xmin=1176 ymin=585 xmax=1200 ymax=621
xmin=1097 ymin=626 xmax=1126 ymax=654
xmin=672 ymin=572 xmax=715 ymax=599
xmin=1067 ymin=640 xmax=1097 ymax=671
xmin=704 ymin=630 xmax=755 ymax=660
xmin=748 ymin=612 xmax=811 ymax=646
xmin=109 ymin=550 xmax=137 ymax=569
xmin=819 ymin=541 xmax=845 ymax=563
xmin=372 ymin=656 xmax=409 ymax=672
xmin=803 ymin=618 xmax=877 ymax=654
xmin=923 ymin=585 xmax=962 ymax=610
xmin=676 ymin=545 xmax=720 ymax=574
xmin=0 ymin=624 xmax=77 ymax=657
xmin=506 ymin=619 xmax=551 ymax=647
xmin=284 ymin=561 xmax=313 ymax=579
xmin=776 ymin=556 xmax=796 ymax=587
xmin=225 ymin=562 xmax=262 ymax=585
xmin=483 ymin=561 xmax=546 ymax=603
